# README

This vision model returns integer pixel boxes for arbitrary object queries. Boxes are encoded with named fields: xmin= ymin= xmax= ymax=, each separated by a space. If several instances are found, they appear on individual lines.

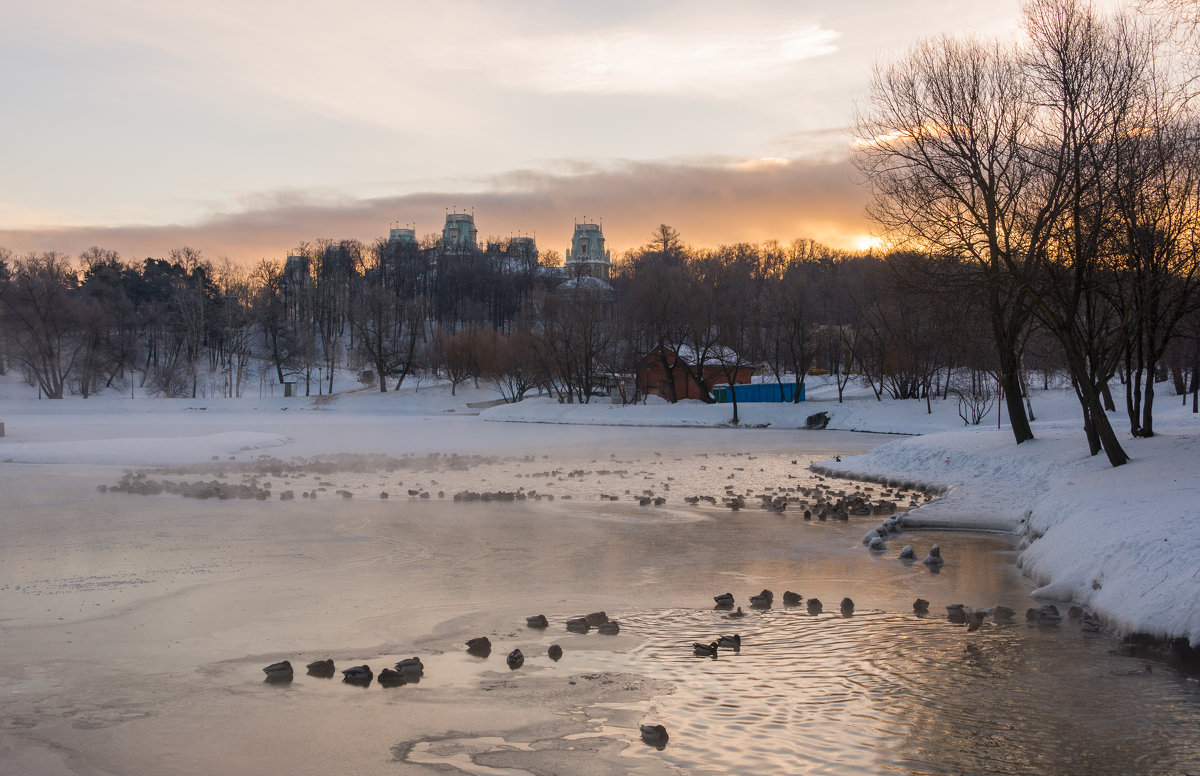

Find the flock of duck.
xmin=260 ymin=583 xmax=1108 ymax=750
xmin=260 ymin=610 xmax=622 ymax=687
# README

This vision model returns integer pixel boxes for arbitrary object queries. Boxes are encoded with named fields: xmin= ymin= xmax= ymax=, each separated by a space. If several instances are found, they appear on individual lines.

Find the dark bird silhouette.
xmin=305 ymin=659 xmax=334 ymax=677
xmin=749 ymin=589 xmax=774 ymax=608
xmin=466 ymin=637 xmax=492 ymax=656
xmin=263 ymin=660 xmax=293 ymax=683
xmin=807 ymin=598 xmax=823 ymax=615
xmin=507 ymin=649 xmax=525 ymax=669
xmin=377 ymin=668 xmax=406 ymax=686
xmin=693 ymin=641 xmax=719 ymax=657
xmin=640 ymin=724 xmax=669 ymax=747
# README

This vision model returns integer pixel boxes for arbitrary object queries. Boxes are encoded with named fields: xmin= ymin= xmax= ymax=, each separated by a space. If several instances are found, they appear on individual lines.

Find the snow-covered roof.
xmin=556 ymin=276 xmax=614 ymax=293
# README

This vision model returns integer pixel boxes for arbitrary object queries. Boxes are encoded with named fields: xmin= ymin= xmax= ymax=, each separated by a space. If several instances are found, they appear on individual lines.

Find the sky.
xmin=0 ymin=1 xmax=1028 ymax=263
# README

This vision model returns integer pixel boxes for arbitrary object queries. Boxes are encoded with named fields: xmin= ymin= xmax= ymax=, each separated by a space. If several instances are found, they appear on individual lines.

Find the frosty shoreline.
xmin=1 ymin=372 xmax=1197 ymax=648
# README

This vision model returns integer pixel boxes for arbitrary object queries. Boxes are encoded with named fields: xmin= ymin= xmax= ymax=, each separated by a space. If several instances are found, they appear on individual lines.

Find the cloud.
xmin=477 ymin=23 xmax=840 ymax=95
xmin=0 ymin=156 xmax=872 ymax=262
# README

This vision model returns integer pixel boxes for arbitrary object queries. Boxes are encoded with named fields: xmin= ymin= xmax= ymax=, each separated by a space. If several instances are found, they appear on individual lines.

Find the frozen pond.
xmin=1 ymin=420 xmax=1198 ymax=776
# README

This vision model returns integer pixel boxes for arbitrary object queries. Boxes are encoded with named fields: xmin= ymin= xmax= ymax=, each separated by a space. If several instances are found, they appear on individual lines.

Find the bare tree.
xmin=856 ymin=33 xmax=1038 ymax=443
xmin=0 ymin=252 xmax=84 ymax=398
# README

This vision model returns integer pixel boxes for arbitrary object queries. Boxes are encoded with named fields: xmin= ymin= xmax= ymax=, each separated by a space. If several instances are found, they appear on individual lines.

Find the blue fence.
xmin=712 ymin=382 xmax=805 ymax=403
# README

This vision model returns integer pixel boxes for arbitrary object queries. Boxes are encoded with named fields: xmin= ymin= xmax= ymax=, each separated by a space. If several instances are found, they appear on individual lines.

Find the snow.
xmin=1 ymin=370 xmax=1197 ymax=647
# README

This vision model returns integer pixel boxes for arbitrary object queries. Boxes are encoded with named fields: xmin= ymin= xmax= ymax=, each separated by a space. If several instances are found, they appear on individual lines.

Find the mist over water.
xmin=2 ymin=430 xmax=1198 ymax=776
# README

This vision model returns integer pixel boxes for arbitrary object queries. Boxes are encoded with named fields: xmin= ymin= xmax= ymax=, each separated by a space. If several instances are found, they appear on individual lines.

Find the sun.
xmin=854 ymin=234 xmax=882 ymax=252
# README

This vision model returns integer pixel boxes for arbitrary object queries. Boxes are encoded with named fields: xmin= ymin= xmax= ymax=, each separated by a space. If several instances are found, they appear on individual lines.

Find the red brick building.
xmin=636 ymin=345 xmax=754 ymax=401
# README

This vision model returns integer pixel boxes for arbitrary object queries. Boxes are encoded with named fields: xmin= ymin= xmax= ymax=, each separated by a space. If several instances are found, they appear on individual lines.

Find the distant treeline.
xmin=2 ymin=219 xmax=1198 ymax=457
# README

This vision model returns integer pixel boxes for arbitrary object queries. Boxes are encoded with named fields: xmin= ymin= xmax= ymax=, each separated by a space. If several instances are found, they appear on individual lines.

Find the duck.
xmin=840 ymin=597 xmax=855 ymax=617
xmin=923 ymin=545 xmax=945 ymax=567
xmin=342 ymin=665 xmax=373 ymax=683
xmin=565 ymin=617 xmax=590 ymax=633
xmin=782 ymin=591 xmax=802 ymax=606
xmin=585 ymin=611 xmax=609 ymax=626
xmin=506 ymin=649 xmax=524 ymax=669
xmin=693 ymin=641 xmax=719 ymax=657
xmin=717 ymin=634 xmax=741 ymax=649
xmin=597 ymin=621 xmax=621 ymax=635
xmin=913 ymin=598 xmax=930 ymax=614
xmin=262 ymin=660 xmax=293 ymax=682
xmin=749 ymin=589 xmax=774 ymax=608
xmin=526 ymin=614 xmax=549 ymax=628
xmin=806 ymin=598 xmax=823 ymax=615
xmin=946 ymin=603 xmax=967 ymax=623
xmin=713 ymin=592 xmax=735 ymax=608
xmin=466 ymin=637 xmax=492 ymax=655
xmin=726 ymin=606 xmax=746 ymax=619
xmin=377 ymin=668 xmax=406 ymax=686
xmin=640 ymin=724 xmax=669 ymax=747
xmin=988 ymin=605 xmax=1016 ymax=622
xmin=547 ymin=644 xmax=563 ymax=661
xmin=396 ymin=656 xmax=424 ymax=674
xmin=1027 ymin=605 xmax=1061 ymax=626
xmin=966 ymin=608 xmax=987 ymax=632
xmin=898 ymin=545 xmax=916 ymax=561
xmin=305 ymin=658 xmax=334 ymax=677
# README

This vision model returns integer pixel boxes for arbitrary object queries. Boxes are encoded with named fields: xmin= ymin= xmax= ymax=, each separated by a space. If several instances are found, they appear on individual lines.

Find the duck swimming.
xmin=716 ymin=634 xmax=741 ymax=649
xmin=342 ymin=665 xmax=373 ymax=684
xmin=640 ymin=724 xmax=669 ymax=747
xmin=305 ymin=658 xmax=334 ymax=677
xmin=726 ymin=606 xmax=746 ymax=619
xmin=807 ymin=598 xmax=823 ymax=615
xmin=713 ymin=592 xmax=735 ymax=608
xmin=840 ymin=598 xmax=855 ymax=617
xmin=262 ymin=660 xmax=293 ymax=683
xmin=693 ymin=641 xmax=719 ymax=657
xmin=749 ymin=589 xmax=774 ymax=608
xmin=377 ymin=668 xmax=406 ymax=686
xmin=396 ymin=657 xmax=424 ymax=674
xmin=466 ymin=637 xmax=492 ymax=656
xmin=597 ymin=621 xmax=620 ymax=635
xmin=526 ymin=614 xmax=549 ymax=628
xmin=923 ymin=545 xmax=946 ymax=568
xmin=566 ymin=617 xmax=590 ymax=633
xmin=913 ymin=598 xmax=930 ymax=614
xmin=547 ymin=644 xmax=563 ymax=661
xmin=507 ymin=649 xmax=525 ymax=669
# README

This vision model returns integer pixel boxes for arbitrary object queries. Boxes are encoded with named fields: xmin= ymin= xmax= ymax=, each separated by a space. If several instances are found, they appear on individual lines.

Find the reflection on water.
xmin=5 ymin=443 xmax=1200 ymax=776
xmin=592 ymin=609 xmax=1200 ymax=776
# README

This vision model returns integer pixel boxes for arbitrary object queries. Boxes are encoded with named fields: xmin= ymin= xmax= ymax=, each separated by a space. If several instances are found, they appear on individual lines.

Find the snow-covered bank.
xmin=814 ymin=417 xmax=1200 ymax=647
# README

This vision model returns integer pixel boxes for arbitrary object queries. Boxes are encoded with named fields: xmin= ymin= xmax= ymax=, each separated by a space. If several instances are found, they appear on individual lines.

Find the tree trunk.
xmin=993 ymin=313 xmax=1033 ymax=444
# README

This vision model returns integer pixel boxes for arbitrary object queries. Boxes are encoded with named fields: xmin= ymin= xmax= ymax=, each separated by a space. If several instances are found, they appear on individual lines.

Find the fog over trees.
xmin=1 ymin=0 xmax=1197 ymax=468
